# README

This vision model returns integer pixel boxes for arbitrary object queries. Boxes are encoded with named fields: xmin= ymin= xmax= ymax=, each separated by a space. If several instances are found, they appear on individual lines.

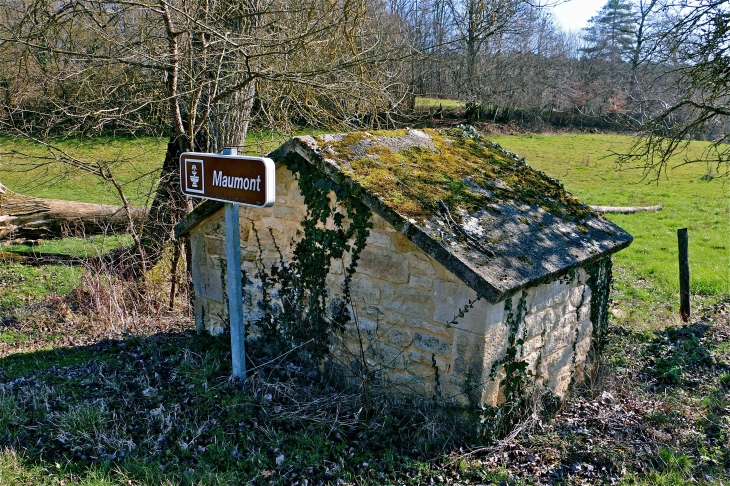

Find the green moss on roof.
xmin=314 ymin=128 xmax=591 ymax=223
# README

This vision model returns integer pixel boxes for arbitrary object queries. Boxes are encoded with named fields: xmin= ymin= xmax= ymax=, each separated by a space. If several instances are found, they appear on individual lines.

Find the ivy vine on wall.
xmin=250 ymin=154 xmax=373 ymax=362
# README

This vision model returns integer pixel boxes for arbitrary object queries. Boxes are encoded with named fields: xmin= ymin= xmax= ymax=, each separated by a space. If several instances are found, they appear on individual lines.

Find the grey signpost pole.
xmin=221 ymin=147 xmax=246 ymax=380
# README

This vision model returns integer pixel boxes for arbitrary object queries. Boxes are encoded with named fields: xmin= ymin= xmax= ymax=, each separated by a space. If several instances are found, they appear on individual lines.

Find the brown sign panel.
xmin=180 ymin=152 xmax=275 ymax=207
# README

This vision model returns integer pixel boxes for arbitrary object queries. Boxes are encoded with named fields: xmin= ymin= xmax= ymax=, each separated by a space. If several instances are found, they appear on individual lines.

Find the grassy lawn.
xmin=489 ymin=133 xmax=730 ymax=327
xmin=0 ymin=235 xmax=133 ymax=312
xmin=0 ymin=136 xmax=167 ymax=206
xmin=0 ymin=131 xmax=298 ymax=206
xmin=415 ymin=97 xmax=466 ymax=109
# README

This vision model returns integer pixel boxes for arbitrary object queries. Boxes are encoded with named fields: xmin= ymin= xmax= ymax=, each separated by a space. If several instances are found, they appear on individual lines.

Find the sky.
xmin=550 ymin=0 xmax=607 ymax=32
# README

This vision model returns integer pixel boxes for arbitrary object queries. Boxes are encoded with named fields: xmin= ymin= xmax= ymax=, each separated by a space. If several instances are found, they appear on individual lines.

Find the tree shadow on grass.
xmin=642 ymin=322 xmax=729 ymax=389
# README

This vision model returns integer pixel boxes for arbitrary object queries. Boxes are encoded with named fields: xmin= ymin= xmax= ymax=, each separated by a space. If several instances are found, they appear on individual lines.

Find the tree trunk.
xmin=140 ymin=134 xmax=192 ymax=265
xmin=0 ymin=182 xmax=147 ymax=240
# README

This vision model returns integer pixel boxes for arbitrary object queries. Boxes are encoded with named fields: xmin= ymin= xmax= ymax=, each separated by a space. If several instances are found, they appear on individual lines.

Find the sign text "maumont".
xmin=179 ymin=152 xmax=275 ymax=207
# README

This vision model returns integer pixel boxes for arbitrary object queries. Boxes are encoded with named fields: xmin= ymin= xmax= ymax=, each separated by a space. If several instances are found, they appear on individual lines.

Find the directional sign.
xmin=180 ymin=152 xmax=275 ymax=207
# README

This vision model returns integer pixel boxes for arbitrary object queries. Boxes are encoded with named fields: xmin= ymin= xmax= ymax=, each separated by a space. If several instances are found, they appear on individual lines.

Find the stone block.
xmin=578 ymin=319 xmax=593 ymax=338
xmin=433 ymin=279 xmax=479 ymax=324
xmin=368 ymin=341 xmax=405 ymax=369
xmin=522 ymin=310 xmax=546 ymax=340
xmin=405 ymin=352 xmax=449 ymax=374
xmin=271 ymin=204 xmax=305 ymax=222
xmin=544 ymin=324 xmax=577 ymax=354
xmin=387 ymin=372 xmax=430 ymax=398
xmin=326 ymin=274 xmax=345 ymax=294
xmin=573 ymin=337 xmax=592 ymax=365
xmin=192 ymin=265 xmax=224 ymax=303
xmin=577 ymin=301 xmax=592 ymax=322
xmin=439 ymin=374 xmax=470 ymax=406
xmin=359 ymin=305 xmax=385 ymax=319
xmin=414 ymin=332 xmax=452 ymax=355
xmin=569 ymin=285 xmax=586 ymax=309
xmin=357 ymin=317 xmax=379 ymax=336
xmin=191 ymin=232 xmax=207 ymax=266
xmin=204 ymin=236 xmax=225 ymax=259
xmin=444 ymin=298 xmax=502 ymax=336
xmin=367 ymin=231 xmax=392 ymax=248
xmin=275 ymin=183 xmax=289 ymax=198
xmin=206 ymin=300 xmax=227 ymax=335
xmin=521 ymin=335 xmax=545 ymax=361
xmin=451 ymin=329 xmax=486 ymax=380
xmin=408 ymin=274 xmax=433 ymax=291
xmin=560 ymin=310 xmax=578 ymax=330
xmin=330 ymin=259 xmax=344 ymax=276
xmin=259 ymin=217 xmax=288 ymax=236
xmin=541 ymin=307 xmax=558 ymax=332
xmin=358 ymin=247 xmax=409 ymax=283
xmin=350 ymin=278 xmax=381 ymax=304
xmin=241 ymin=248 xmax=260 ymax=262
xmin=391 ymin=314 xmax=452 ymax=339
xmin=521 ymin=350 xmax=543 ymax=377
xmin=529 ymin=280 xmax=571 ymax=312
xmin=541 ymin=347 xmax=573 ymax=379
xmin=409 ymin=257 xmax=436 ymax=276
xmin=382 ymin=327 xmax=413 ymax=348
xmin=194 ymin=297 xmax=207 ymax=333
xmin=381 ymin=285 xmax=432 ymax=320
xmin=480 ymin=369 xmax=505 ymax=406
xmin=547 ymin=371 xmax=573 ymax=399
xmin=370 ymin=214 xmax=389 ymax=230
xmin=288 ymin=179 xmax=304 ymax=204
xmin=483 ymin=324 xmax=510 ymax=364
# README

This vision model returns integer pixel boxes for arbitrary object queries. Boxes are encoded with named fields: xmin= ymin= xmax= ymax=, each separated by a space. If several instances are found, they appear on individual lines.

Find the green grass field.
xmin=415 ymin=97 xmax=466 ymax=109
xmin=489 ymin=133 xmax=730 ymax=327
xmin=0 ymin=131 xmax=292 ymax=206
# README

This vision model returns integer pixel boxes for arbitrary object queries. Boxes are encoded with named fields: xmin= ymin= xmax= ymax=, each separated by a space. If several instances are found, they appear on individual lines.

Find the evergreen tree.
xmin=581 ymin=0 xmax=638 ymax=61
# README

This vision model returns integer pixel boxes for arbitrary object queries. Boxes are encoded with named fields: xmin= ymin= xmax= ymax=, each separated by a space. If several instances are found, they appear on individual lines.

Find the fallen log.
xmin=590 ymin=205 xmax=663 ymax=214
xmin=0 ymin=182 xmax=147 ymax=240
xmin=0 ymin=250 xmax=83 ymax=266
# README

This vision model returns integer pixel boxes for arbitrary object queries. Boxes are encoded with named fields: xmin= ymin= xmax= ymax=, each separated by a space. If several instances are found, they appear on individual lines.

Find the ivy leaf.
xmin=315 ymin=179 xmax=333 ymax=191
xmin=333 ymin=212 xmax=345 ymax=227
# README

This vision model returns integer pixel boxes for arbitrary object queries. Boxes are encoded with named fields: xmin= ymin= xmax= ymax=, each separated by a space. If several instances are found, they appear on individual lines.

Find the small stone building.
xmin=175 ymin=127 xmax=632 ymax=407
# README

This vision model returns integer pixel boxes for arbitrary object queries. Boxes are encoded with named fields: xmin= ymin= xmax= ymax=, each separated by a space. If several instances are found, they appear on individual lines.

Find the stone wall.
xmin=189 ymin=162 xmax=598 ymax=407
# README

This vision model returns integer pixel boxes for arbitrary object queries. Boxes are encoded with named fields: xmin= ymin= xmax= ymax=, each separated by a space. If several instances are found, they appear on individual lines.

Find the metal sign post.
xmin=180 ymin=148 xmax=275 ymax=380
xmin=221 ymin=147 xmax=246 ymax=379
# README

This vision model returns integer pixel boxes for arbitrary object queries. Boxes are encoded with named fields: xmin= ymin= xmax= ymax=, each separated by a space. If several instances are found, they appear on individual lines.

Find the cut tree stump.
xmin=590 ymin=205 xmax=663 ymax=214
xmin=0 ymin=182 xmax=147 ymax=240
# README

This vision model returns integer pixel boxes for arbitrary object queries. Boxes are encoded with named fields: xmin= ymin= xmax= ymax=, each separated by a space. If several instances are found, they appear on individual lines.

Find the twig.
xmin=437 ymin=199 xmax=495 ymax=257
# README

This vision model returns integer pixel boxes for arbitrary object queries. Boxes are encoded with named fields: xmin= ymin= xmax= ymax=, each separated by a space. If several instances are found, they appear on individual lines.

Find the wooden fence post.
xmin=678 ymin=228 xmax=690 ymax=323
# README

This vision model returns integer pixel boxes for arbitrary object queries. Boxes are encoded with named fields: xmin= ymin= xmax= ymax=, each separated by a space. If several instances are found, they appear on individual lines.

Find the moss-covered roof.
xmin=176 ymin=127 xmax=632 ymax=303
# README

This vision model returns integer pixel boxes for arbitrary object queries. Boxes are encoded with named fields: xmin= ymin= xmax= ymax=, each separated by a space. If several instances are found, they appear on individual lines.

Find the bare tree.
xmin=0 ymin=0 xmax=410 ymax=264
xmin=619 ymin=0 xmax=730 ymax=180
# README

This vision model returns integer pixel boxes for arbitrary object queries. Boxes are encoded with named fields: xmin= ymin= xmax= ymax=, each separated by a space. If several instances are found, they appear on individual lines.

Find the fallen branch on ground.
xmin=590 ymin=205 xmax=663 ymax=214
